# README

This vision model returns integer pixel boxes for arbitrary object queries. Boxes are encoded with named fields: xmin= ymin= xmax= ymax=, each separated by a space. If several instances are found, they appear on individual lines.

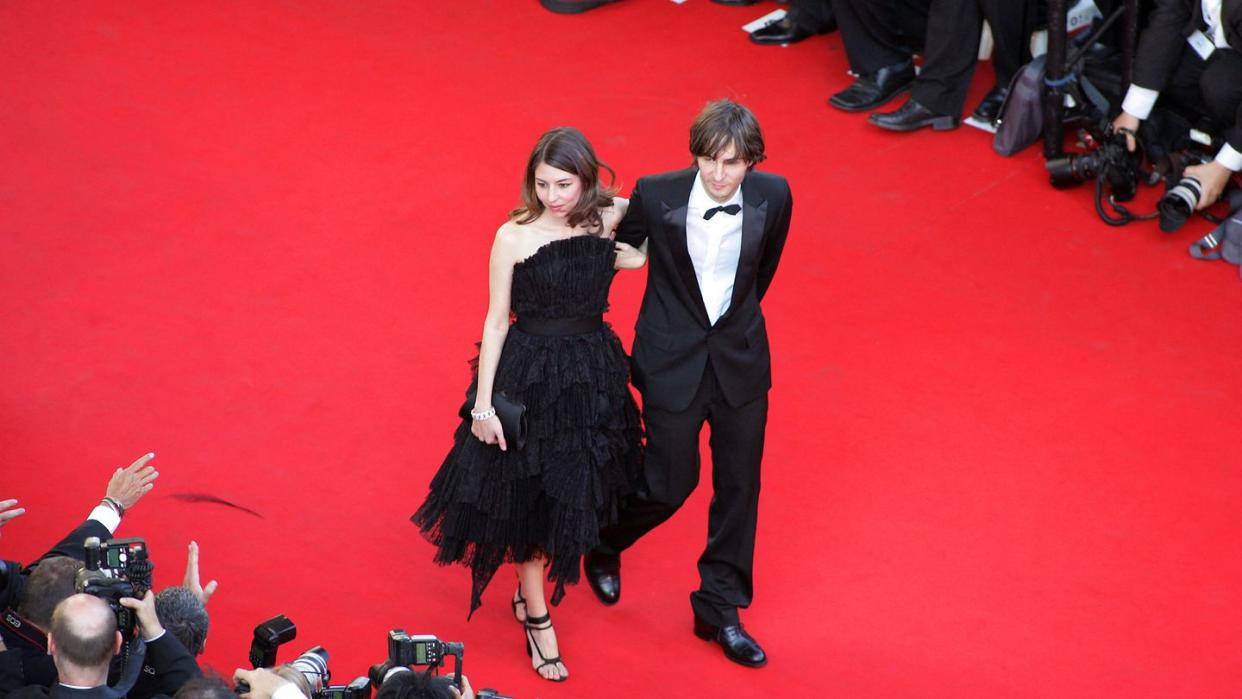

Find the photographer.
xmin=115 ymin=591 xmax=201 ymax=698
xmin=1112 ymin=0 xmax=1242 ymax=210
xmin=230 ymin=669 xmax=307 ymax=699
xmin=5 ymin=594 xmax=121 ymax=699
xmin=1 ymin=455 xmax=159 ymax=694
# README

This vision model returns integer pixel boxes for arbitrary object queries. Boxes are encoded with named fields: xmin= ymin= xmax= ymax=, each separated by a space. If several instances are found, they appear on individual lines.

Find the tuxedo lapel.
xmin=660 ymin=170 xmax=710 ymax=326
xmin=662 ymin=200 xmax=711 ymax=325
xmin=722 ymin=177 xmax=767 ymax=323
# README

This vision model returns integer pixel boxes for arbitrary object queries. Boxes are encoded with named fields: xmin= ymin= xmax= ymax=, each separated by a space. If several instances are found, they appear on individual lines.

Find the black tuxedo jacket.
xmin=1132 ymin=0 xmax=1242 ymax=92
xmin=616 ymin=167 xmax=792 ymax=412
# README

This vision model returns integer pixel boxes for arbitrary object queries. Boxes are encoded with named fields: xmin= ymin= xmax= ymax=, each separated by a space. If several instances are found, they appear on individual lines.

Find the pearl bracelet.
xmin=470 ymin=407 xmax=497 ymax=421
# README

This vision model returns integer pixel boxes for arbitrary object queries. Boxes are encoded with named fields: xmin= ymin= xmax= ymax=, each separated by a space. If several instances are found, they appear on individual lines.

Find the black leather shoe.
xmin=750 ymin=17 xmax=830 ymax=45
xmin=539 ymin=0 xmax=616 ymax=13
xmin=828 ymin=59 xmax=915 ymax=112
xmin=970 ymin=85 xmax=1009 ymax=124
xmin=693 ymin=617 xmax=767 ymax=668
xmin=868 ymin=98 xmax=959 ymax=132
xmin=583 ymin=550 xmax=620 ymax=605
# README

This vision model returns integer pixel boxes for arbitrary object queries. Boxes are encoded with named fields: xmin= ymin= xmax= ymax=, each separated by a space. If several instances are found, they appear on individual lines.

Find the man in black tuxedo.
xmin=1112 ymin=0 xmax=1242 ymax=209
xmin=585 ymin=99 xmax=792 ymax=668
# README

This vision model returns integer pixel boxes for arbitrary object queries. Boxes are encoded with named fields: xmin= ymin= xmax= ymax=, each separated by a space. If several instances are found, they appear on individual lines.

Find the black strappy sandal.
xmin=523 ymin=611 xmax=567 ymax=682
xmin=511 ymin=584 xmax=526 ymax=624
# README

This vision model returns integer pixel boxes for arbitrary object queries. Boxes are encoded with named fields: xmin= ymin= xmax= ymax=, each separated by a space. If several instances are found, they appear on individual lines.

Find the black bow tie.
xmin=703 ymin=204 xmax=741 ymax=220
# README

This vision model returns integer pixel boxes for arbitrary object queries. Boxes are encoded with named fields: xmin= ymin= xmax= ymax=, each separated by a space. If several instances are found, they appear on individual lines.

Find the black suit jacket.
xmin=1132 ymin=0 xmax=1242 ymax=92
xmin=617 ymin=167 xmax=792 ymax=412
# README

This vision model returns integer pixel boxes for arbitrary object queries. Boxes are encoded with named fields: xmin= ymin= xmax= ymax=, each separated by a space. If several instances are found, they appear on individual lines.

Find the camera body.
xmin=1048 ymin=123 xmax=1141 ymax=202
xmin=388 ymin=631 xmax=460 ymax=668
xmin=74 ymin=537 xmax=152 ymax=638
xmin=383 ymin=630 xmax=464 ymax=691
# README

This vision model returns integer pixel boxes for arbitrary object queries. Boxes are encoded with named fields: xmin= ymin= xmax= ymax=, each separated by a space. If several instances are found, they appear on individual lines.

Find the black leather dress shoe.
xmin=828 ymin=59 xmax=915 ymax=112
xmin=539 ymin=0 xmax=617 ymax=13
xmin=868 ymin=98 xmax=959 ymax=132
xmin=970 ymin=85 xmax=1009 ymax=124
xmin=750 ymin=17 xmax=830 ymax=45
xmin=693 ymin=617 xmax=767 ymax=668
xmin=583 ymin=550 xmax=620 ymax=605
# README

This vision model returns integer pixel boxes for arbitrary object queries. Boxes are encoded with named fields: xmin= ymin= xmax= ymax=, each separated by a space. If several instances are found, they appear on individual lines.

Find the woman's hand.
xmin=471 ymin=415 xmax=508 ymax=451
xmin=614 ymin=241 xmax=647 ymax=270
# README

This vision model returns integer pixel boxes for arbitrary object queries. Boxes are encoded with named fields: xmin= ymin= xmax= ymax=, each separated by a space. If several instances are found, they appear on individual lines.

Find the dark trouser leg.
xmin=910 ymin=0 xmax=983 ymax=116
xmin=596 ymin=372 xmax=711 ymax=556
xmin=830 ymin=0 xmax=911 ymax=73
xmin=981 ymin=0 xmax=1032 ymax=89
xmin=788 ymin=0 xmax=835 ymax=33
xmin=689 ymin=380 xmax=768 ymax=627
xmin=1200 ymin=49 xmax=1242 ymax=152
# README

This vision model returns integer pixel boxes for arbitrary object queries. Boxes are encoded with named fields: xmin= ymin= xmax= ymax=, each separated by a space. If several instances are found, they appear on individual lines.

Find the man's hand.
xmin=106 ymin=453 xmax=159 ymax=511
xmin=1112 ymin=111 xmax=1141 ymax=152
xmin=119 ymin=589 xmax=165 ymax=641
xmin=182 ymin=541 xmax=218 ymax=605
xmin=448 ymin=675 xmax=475 ymax=699
xmin=233 ymin=668 xmax=294 ymax=699
xmin=613 ymin=241 xmax=647 ymax=270
xmin=0 ymin=499 xmax=26 ymax=538
xmin=1183 ymin=161 xmax=1233 ymax=210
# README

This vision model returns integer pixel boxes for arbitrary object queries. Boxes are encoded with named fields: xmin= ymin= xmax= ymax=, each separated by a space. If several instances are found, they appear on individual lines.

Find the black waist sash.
xmin=516 ymin=315 xmax=603 ymax=336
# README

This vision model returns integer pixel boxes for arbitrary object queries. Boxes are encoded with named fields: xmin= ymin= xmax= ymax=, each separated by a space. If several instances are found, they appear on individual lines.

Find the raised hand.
xmin=106 ymin=453 xmax=159 ymax=511
xmin=182 ymin=541 xmax=219 ymax=605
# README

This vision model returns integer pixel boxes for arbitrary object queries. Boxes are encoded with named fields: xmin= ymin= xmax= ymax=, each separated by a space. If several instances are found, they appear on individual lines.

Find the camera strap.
xmin=1 ymin=608 xmax=48 ymax=652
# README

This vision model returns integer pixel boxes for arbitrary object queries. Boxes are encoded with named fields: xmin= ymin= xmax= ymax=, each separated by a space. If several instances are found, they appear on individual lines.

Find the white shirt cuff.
xmin=88 ymin=504 xmax=121 ymax=533
xmin=1215 ymin=143 xmax=1242 ymax=172
xmin=273 ymin=683 xmax=309 ymax=699
xmin=144 ymin=629 xmax=166 ymax=642
xmin=1121 ymin=85 xmax=1159 ymax=121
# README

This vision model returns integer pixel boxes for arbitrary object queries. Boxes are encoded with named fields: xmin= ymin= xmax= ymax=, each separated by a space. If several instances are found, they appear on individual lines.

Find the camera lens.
xmin=1158 ymin=176 xmax=1201 ymax=232
xmin=289 ymin=646 xmax=331 ymax=691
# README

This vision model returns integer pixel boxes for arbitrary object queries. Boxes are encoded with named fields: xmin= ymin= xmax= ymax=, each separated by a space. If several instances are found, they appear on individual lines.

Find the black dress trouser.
xmin=831 ymin=0 xmax=1031 ymax=116
xmin=1158 ymin=45 xmax=1242 ymax=153
xmin=598 ymin=360 xmax=768 ymax=627
xmin=788 ymin=0 xmax=836 ymax=33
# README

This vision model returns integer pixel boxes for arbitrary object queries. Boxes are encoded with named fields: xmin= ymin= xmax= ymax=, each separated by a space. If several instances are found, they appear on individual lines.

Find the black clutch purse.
xmin=460 ymin=388 xmax=528 ymax=450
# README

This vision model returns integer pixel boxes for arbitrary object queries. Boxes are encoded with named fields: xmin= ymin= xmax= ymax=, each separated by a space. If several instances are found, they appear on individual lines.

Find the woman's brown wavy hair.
xmin=511 ymin=127 xmax=616 ymax=233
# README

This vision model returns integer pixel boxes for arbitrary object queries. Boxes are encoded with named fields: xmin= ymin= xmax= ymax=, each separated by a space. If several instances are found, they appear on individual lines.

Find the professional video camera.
xmin=74 ymin=536 xmax=153 ymax=639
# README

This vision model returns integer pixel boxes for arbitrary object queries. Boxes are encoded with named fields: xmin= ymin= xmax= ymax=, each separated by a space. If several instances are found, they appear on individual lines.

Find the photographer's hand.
xmin=182 ymin=541 xmax=218 ymax=605
xmin=448 ymin=675 xmax=475 ymax=699
xmin=1112 ymin=112 xmax=1140 ymax=152
xmin=233 ymin=668 xmax=298 ymax=699
xmin=1183 ymin=161 xmax=1232 ymax=210
xmin=119 ymin=589 xmax=165 ymax=641
xmin=0 ymin=499 xmax=26 ymax=538
xmin=106 ymin=453 xmax=159 ymax=511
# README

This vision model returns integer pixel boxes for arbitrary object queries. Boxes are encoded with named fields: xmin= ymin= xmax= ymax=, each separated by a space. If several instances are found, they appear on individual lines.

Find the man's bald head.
xmin=50 ymin=594 xmax=119 ymax=669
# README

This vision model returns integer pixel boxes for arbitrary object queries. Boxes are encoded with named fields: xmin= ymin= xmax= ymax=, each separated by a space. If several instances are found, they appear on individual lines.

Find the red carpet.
xmin=3 ymin=2 xmax=1240 ymax=697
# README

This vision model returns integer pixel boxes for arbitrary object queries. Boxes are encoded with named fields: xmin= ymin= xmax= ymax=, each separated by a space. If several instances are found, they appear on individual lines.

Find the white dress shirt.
xmin=686 ymin=171 xmax=743 ymax=325
xmin=1120 ymin=0 xmax=1241 ymax=170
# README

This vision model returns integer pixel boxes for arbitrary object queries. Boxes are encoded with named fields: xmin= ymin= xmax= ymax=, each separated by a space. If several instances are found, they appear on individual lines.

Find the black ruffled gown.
xmin=412 ymin=234 xmax=642 ymax=617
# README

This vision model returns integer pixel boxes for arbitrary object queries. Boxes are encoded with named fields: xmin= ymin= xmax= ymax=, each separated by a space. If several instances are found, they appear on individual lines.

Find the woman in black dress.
xmin=412 ymin=127 xmax=644 ymax=682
